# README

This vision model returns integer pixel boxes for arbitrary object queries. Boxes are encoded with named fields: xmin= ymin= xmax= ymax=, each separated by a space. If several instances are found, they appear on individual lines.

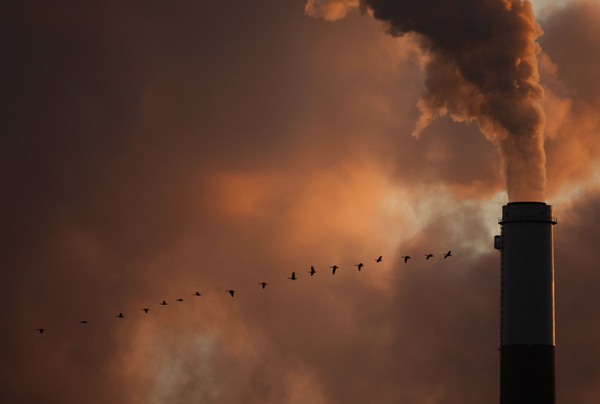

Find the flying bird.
xmin=160 ymin=300 xmax=168 ymax=305
xmin=193 ymin=292 xmax=201 ymax=296
xmin=226 ymin=290 xmax=235 ymax=297
xmin=308 ymin=266 xmax=316 ymax=276
xmin=36 ymin=329 xmax=44 ymax=333
xmin=330 ymin=265 xmax=338 ymax=275
xmin=176 ymin=299 xmax=184 ymax=302
xmin=79 ymin=321 xmax=88 ymax=324
xmin=288 ymin=272 xmax=297 ymax=281
xmin=375 ymin=256 xmax=382 ymax=263
xmin=259 ymin=282 xmax=268 ymax=289
xmin=355 ymin=263 xmax=364 ymax=271
xmin=444 ymin=251 xmax=452 ymax=259
xmin=141 ymin=308 xmax=149 ymax=313
xmin=401 ymin=256 xmax=411 ymax=263
xmin=425 ymin=254 xmax=434 ymax=260
xmin=116 ymin=313 xmax=124 ymax=318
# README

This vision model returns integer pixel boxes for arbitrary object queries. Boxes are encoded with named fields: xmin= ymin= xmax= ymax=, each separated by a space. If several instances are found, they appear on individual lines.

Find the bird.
xmin=36 ymin=328 xmax=44 ymax=333
xmin=226 ymin=290 xmax=235 ymax=297
xmin=308 ymin=266 xmax=316 ymax=276
xmin=141 ymin=308 xmax=149 ymax=313
xmin=193 ymin=292 xmax=201 ymax=296
xmin=176 ymin=298 xmax=184 ymax=302
xmin=116 ymin=313 xmax=124 ymax=318
xmin=375 ymin=256 xmax=382 ymax=263
xmin=330 ymin=265 xmax=338 ymax=275
xmin=402 ymin=256 xmax=411 ymax=263
xmin=259 ymin=282 xmax=267 ymax=289
xmin=288 ymin=272 xmax=297 ymax=281
xmin=355 ymin=263 xmax=364 ymax=271
xmin=444 ymin=250 xmax=452 ymax=259
xmin=425 ymin=254 xmax=434 ymax=260
xmin=160 ymin=300 xmax=168 ymax=305
xmin=79 ymin=321 xmax=88 ymax=324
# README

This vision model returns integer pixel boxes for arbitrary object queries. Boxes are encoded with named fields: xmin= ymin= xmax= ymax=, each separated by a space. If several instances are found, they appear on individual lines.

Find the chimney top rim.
xmin=506 ymin=201 xmax=548 ymax=205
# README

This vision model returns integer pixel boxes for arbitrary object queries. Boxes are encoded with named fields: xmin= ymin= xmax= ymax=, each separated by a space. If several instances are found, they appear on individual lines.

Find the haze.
xmin=2 ymin=1 xmax=600 ymax=403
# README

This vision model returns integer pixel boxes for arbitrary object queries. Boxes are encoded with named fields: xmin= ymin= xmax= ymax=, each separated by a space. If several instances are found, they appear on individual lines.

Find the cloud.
xmin=537 ymin=0 xmax=600 ymax=197
xmin=305 ymin=0 xmax=360 ymax=21
xmin=306 ymin=0 xmax=548 ymax=202
xmin=3 ymin=1 xmax=600 ymax=403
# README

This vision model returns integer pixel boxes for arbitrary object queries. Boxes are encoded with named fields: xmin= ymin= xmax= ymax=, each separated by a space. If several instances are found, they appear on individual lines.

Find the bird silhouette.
xmin=36 ymin=328 xmax=44 ymax=333
xmin=330 ymin=265 xmax=338 ymax=275
xmin=193 ymin=292 xmax=201 ymax=296
xmin=259 ymin=282 xmax=267 ymax=289
xmin=444 ymin=250 xmax=452 ymax=259
xmin=141 ymin=308 xmax=149 ymax=313
xmin=226 ymin=290 xmax=235 ymax=297
xmin=116 ymin=313 xmax=124 ymax=318
xmin=355 ymin=263 xmax=364 ymax=271
xmin=308 ymin=266 xmax=316 ymax=276
xmin=288 ymin=272 xmax=297 ymax=281
xmin=79 ymin=321 xmax=88 ymax=324
xmin=425 ymin=254 xmax=434 ymax=260
xmin=176 ymin=298 xmax=184 ymax=302
xmin=375 ymin=256 xmax=383 ymax=263
xmin=160 ymin=300 xmax=168 ymax=305
xmin=401 ymin=256 xmax=411 ymax=263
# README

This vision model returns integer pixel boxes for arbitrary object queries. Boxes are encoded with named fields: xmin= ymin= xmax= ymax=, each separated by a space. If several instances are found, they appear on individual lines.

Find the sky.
xmin=2 ymin=0 xmax=600 ymax=403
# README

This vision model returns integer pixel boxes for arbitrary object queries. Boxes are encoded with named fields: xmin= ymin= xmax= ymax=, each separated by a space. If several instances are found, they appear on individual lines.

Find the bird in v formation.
xmin=36 ymin=252 xmax=453 ymax=332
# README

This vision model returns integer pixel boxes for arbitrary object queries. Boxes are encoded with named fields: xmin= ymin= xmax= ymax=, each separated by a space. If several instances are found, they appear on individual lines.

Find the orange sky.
xmin=2 ymin=1 xmax=600 ymax=403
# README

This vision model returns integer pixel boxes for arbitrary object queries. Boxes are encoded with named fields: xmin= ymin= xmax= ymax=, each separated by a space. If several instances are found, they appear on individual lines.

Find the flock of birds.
xmin=34 ymin=251 xmax=453 ymax=334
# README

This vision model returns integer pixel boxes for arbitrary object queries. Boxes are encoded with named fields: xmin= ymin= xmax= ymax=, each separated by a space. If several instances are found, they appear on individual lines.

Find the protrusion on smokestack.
xmin=494 ymin=235 xmax=503 ymax=251
xmin=497 ymin=202 xmax=557 ymax=404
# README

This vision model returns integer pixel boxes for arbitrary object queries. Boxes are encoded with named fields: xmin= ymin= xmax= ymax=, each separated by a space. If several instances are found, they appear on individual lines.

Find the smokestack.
xmin=495 ymin=202 xmax=557 ymax=403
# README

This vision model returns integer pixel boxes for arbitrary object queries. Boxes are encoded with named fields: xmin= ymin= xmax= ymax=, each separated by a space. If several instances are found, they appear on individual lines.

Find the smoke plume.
xmin=307 ymin=0 xmax=547 ymax=202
